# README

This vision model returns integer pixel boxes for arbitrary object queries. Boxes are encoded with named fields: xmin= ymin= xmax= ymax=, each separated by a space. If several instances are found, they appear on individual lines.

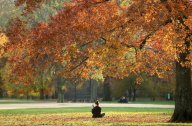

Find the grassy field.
xmin=0 ymin=101 xmax=175 ymax=105
xmin=0 ymin=107 xmax=191 ymax=125
xmin=101 ymin=101 xmax=175 ymax=105
xmin=0 ymin=99 xmax=183 ymax=125
xmin=0 ymin=98 xmax=175 ymax=105
xmin=0 ymin=107 xmax=174 ymax=114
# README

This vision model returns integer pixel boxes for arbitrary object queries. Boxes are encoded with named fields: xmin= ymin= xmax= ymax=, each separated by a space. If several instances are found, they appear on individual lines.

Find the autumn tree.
xmin=2 ymin=0 xmax=192 ymax=123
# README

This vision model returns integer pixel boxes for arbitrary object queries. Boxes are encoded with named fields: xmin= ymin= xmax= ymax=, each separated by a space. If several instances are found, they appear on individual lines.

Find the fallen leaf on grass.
xmin=0 ymin=112 xmax=173 ymax=125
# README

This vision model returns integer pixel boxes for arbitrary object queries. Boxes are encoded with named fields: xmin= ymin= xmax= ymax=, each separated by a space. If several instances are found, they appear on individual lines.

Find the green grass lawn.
xmin=0 ymin=107 xmax=174 ymax=115
xmin=100 ymin=101 xmax=175 ymax=105
xmin=0 ymin=98 xmax=175 ymax=105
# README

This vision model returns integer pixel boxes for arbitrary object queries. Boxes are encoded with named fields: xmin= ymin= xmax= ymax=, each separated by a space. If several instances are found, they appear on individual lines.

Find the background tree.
xmin=139 ymin=76 xmax=161 ymax=101
xmin=102 ymin=76 xmax=112 ymax=101
xmin=111 ymin=74 xmax=139 ymax=101
xmin=0 ymin=33 xmax=9 ymax=98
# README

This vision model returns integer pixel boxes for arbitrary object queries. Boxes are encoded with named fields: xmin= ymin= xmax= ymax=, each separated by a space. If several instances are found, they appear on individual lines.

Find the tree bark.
xmin=0 ymin=57 xmax=8 ymax=98
xmin=128 ymin=87 xmax=132 ymax=102
xmin=0 ymin=87 xmax=3 ymax=98
xmin=27 ymin=89 xmax=29 ymax=100
xmin=57 ymin=91 xmax=64 ymax=103
xmin=90 ymin=79 xmax=97 ymax=102
xmin=0 ymin=77 xmax=3 ymax=98
xmin=102 ymin=82 xmax=111 ymax=101
xmin=132 ymin=88 xmax=136 ymax=101
xmin=169 ymin=39 xmax=192 ymax=122
xmin=57 ymin=76 xmax=64 ymax=103
xmin=54 ymin=90 xmax=58 ymax=99
xmin=40 ymin=88 xmax=44 ymax=100
xmin=102 ymin=76 xmax=111 ymax=101
xmin=40 ymin=72 xmax=44 ymax=100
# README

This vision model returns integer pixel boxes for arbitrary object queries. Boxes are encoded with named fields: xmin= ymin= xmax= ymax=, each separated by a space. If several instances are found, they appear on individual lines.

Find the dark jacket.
xmin=92 ymin=106 xmax=102 ymax=118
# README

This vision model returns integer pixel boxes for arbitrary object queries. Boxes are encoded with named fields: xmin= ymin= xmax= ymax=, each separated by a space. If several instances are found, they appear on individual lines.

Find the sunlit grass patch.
xmin=0 ymin=108 xmax=189 ymax=125
xmin=0 ymin=112 xmax=175 ymax=125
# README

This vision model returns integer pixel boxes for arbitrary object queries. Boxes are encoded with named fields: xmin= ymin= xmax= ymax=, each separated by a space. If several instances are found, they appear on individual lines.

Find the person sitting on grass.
xmin=122 ymin=97 xmax=128 ymax=103
xmin=118 ymin=96 xmax=128 ymax=103
xmin=92 ymin=100 xmax=105 ymax=118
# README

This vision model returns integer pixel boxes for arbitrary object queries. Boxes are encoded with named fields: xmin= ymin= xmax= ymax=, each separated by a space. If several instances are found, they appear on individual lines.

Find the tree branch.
xmin=121 ymin=42 xmax=137 ymax=55
xmin=79 ymin=41 xmax=93 ymax=48
xmin=70 ymin=56 xmax=89 ymax=71
xmin=139 ymin=19 xmax=172 ymax=49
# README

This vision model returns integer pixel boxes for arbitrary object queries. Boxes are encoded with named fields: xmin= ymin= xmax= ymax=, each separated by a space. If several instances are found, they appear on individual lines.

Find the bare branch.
xmin=139 ymin=19 xmax=172 ymax=49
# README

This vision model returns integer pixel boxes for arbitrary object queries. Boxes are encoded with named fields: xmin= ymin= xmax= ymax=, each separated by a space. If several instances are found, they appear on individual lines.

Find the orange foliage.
xmin=7 ymin=91 xmax=13 ymax=96
xmin=44 ymin=88 xmax=54 ymax=95
xmin=2 ymin=0 xmax=192 ymax=84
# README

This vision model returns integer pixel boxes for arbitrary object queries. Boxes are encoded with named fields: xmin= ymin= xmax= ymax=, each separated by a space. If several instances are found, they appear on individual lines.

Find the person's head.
xmin=95 ymin=100 xmax=99 ymax=106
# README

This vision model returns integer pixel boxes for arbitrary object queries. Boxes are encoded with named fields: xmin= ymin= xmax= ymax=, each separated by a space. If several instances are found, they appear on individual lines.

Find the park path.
xmin=0 ymin=100 xmax=174 ymax=109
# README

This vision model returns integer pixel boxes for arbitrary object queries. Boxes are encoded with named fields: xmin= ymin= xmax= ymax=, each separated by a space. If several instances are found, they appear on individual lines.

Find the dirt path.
xmin=0 ymin=100 xmax=174 ymax=109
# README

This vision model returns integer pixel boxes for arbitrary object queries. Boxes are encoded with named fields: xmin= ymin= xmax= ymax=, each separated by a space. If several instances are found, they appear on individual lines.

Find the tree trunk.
xmin=169 ymin=39 xmax=192 ymax=122
xmin=75 ymin=82 xmax=76 ymax=102
xmin=128 ymin=88 xmax=132 ymax=102
xmin=90 ymin=79 xmax=97 ymax=102
xmin=57 ymin=91 xmax=64 ymax=103
xmin=40 ymin=88 xmax=44 ymax=100
xmin=0 ymin=87 xmax=3 ymax=98
xmin=27 ymin=90 xmax=29 ymax=100
xmin=102 ymin=77 xmax=111 ymax=101
xmin=55 ymin=90 xmax=58 ymax=99
xmin=0 ymin=77 xmax=3 ymax=98
xmin=40 ymin=73 xmax=44 ymax=100
xmin=57 ymin=76 xmax=65 ymax=103
xmin=102 ymin=82 xmax=111 ymax=101
xmin=132 ymin=88 xmax=136 ymax=101
xmin=0 ymin=57 xmax=7 ymax=98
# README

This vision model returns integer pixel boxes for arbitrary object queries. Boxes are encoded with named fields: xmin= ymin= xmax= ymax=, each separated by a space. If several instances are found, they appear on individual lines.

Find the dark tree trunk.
xmin=90 ymin=79 xmax=97 ymax=102
xmin=169 ymin=37 xmax=192 ymax=122
xmin=40 ymin=88 xmax=44 ymax=100
xmin=57 ymin=76 xmax=64 ymax=103
xmin=55 ymin=90 xmax=58 ymax=99
xmin=128 ymin=88 xmax=132 ymax=101
xmin=0 ymin=77 xmax=3 ymax=98
xmin=0 ymin=87 xmax=3 ymax=98
xmin=57 ymin=91 xmax=64 ymax=103
xmin=75 ymin=82 xmax=76 ymax=102
xmin=40 ymin=72 xmax=44 ymax=100
xmin=102 ymin=76 xmax=111 ymax=101
xmin=27 ymin=90 xmax=29 ymax=100
xmin=132 ymin=88 xmax=136 ymax=101
xmin=102 ymin=82 xmax=111 ymax=101
xmin=0 ymin=57 xmax=7 ymax=98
